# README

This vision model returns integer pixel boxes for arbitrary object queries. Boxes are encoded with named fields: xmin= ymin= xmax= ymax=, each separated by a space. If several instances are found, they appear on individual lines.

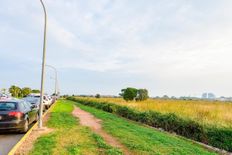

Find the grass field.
xmin=76 ymin=97 xmax=232 ymax=128
xmin=31 ymin=99 xmax=216 ymax=155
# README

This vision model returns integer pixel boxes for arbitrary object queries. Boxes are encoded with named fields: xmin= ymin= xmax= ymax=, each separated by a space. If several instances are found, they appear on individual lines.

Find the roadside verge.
xmin=8 ymin=103 xmax=56 ymax=155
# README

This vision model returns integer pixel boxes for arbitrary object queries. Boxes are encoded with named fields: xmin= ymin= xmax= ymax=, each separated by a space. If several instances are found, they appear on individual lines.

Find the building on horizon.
xmin=201 ymin=93 xmax=216 ymax=100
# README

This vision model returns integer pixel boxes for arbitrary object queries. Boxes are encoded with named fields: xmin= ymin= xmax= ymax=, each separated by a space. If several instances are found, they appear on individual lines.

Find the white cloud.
xmin=38 ymin=0 xmax=232 ymax=77
xmin=2 ymin=0 xmax=232 ymax=96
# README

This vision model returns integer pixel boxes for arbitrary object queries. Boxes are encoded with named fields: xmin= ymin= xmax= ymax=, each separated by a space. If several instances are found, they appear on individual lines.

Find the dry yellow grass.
xmin=78 ymin=97 xmax=232 ymax=128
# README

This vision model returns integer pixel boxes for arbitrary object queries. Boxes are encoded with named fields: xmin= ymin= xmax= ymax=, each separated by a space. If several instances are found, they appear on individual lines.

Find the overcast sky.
xmin=1 ymin=0 xmax=232 ymax=97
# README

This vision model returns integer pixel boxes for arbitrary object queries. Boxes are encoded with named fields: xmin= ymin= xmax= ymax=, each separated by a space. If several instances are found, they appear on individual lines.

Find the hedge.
xmin=67 ymin=97 xmax=232 ymax=152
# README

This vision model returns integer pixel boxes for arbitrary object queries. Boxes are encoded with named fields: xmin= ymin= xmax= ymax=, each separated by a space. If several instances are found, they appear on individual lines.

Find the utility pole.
xmin=38 ymin=0 xmax=47 ymax=129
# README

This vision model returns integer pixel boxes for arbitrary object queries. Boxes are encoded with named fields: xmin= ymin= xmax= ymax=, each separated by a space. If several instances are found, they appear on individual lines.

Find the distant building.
xmin=202 ymin=93 xmax=208 ymax=99
xmin=201 ymin=93 xmax=216 ymax=100
xmin=208 ymin=93 xmax=216 ymax=99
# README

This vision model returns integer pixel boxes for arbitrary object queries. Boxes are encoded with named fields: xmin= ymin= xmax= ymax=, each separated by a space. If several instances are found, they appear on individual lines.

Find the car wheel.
xmin=21 ymin=119 xmax=29 ymax=133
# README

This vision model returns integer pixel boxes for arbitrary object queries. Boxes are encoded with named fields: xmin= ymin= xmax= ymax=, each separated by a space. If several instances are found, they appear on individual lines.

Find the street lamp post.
xmin=38 ymin=0 xmax=47 ymax=129
xmin=46 ymin=65 xmax=58 ymax=95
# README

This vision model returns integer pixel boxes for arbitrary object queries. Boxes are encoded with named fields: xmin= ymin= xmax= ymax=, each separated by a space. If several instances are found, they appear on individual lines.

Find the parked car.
xmin=51 ymin=96 xmax=56 ymax=104
xmin=0 ymin=93 xmax=11 ymax=100
xmin=47 ymin=96 xmax=54 ymax=105
xmin=0 ymin=99 xmax=38 ymax=133
xmin=23 ymin=97 xmax=45 ymax=112
xmin=28 ymin=94 xmax=52 ymax=109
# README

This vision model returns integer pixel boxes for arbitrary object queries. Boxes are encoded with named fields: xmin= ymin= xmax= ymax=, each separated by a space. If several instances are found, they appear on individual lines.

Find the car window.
xmin=24 ymin=97 xmax=38 ymax=104
xmin=25 ymin=101 xmax=32 ymax=108
xmin=0 ymin=102 xmax=17 ymax=111
xmin=21 ymin=101 xmax=31 ymax=111
xmin=21 ymin=101 xmax=27 ymax=109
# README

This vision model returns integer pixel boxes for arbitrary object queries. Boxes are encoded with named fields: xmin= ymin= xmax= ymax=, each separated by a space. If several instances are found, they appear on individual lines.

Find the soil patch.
xmin=72 ymin=106 xmax=130 ymax=155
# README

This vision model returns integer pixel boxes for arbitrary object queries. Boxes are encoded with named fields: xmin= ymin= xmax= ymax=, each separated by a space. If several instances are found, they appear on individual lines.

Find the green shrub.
xmin=206 ymin=128 xmax=232 ymax=151
xmin=102 ymin=103 xmax=114 ymax=113
xmin=67 ymin=97 xmax=232 ymax=152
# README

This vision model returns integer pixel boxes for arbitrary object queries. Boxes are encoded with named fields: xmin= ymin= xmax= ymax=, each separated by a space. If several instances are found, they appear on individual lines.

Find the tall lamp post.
xmin=46 ymin=65 xmax=58 ymax=95
xmin=38 ymin=0 xmax=47 ymax=129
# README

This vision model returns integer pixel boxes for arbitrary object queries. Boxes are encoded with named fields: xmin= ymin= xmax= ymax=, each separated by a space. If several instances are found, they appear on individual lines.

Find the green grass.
xmin=92 ymin=133 xmax=123 ymax=155
xmin=30 ymin=100 xmax=217 ymax=155
xmin=30 ymin=100 xmax=121 ymax=155
xmin=68 ymin=97 xmax=232 ymax=152
xmin=75 ymin=101 xmax=217 ymax=155
xmin=29 ymin=134 xmax=57 ymax=155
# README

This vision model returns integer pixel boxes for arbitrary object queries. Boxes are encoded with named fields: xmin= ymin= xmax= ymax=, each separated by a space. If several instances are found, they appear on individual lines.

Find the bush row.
xmin=67 ymin=97 xmax=232 ymax=152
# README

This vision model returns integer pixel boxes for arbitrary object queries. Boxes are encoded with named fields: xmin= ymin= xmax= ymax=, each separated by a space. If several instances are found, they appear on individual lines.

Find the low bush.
xmin=67 ymin=97 xmax=232 ymax=152
xmin=206 ymin=128 xmax=232 ymax=151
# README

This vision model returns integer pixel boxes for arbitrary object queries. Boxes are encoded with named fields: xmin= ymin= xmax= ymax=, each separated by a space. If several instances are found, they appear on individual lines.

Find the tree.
xmin=171 ymin=96 xmax=176 ymax=99
xmin=162 ymin=95 xmax=169 ymax=99
xmin=21 ymin=87 xmax=32 ymax=97
xmin=136 ymin=89 xmax=149 ymax=101
xmin=120 ymin=87 xmax=138 ymax=101
xmin=95 ymin=94 xmax=101 ymax=98
xmin=9 ymin=85 xmax=21 ymax=98
xmin=32 ymin=89 xmax=40 ymax=93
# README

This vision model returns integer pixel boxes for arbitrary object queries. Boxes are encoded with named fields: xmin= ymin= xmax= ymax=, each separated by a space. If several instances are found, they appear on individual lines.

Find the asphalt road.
xmin=0 ymin=123 xmax=35 ymax=155
xmin=0 ymin=133 xmax=24 ymax=155
xmin=0 ymin=102 xmax=53 ymax=154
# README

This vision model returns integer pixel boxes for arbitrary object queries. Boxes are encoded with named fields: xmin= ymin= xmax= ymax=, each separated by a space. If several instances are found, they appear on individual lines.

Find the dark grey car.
xmin=0 ymin=99 xmax=38 ymax=133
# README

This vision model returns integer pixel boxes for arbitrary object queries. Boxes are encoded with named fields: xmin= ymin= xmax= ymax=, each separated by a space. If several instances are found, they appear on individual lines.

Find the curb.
xmin=8 ymin=102 xmax=56 ymax=155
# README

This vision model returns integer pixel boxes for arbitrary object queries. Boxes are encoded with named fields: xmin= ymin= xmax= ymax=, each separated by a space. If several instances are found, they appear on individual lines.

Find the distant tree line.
xmin=119 ymin=87 xmax=149 ymax=101
xmin=1 ymin=85 xmax=40 ymax=98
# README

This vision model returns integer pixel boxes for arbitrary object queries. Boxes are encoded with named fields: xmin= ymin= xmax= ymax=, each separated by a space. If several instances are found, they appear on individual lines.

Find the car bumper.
xmin=0 ymin=120 xmax=26 ymax=131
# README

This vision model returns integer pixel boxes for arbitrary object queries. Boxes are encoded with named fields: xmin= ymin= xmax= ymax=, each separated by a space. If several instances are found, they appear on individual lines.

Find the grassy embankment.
xmin=30 ymin=100 xmax=122 ymax=155
xmin=68 ymin=97 xmax=232 ymax=152
xmin=31 ymin=99 xmax=216 ymax=155
xmin=77 ymin=102 xmax=216 ymax=155
xmin=76 ymin=97 xmax=232 ymax=128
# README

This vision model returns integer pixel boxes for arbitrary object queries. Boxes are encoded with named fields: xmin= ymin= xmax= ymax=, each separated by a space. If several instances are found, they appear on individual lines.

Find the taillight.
xmin=8 ymin=111 xmax=23 ymax=118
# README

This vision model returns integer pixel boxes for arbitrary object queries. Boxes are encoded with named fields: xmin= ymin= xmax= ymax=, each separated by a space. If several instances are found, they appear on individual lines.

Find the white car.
xmin=27 ymin=94 xmax=52 ymax=109
xmin=23 ymin=96 xmax=46 ymax=111
xmin=0 ymin=93 xmax=11 ymax=101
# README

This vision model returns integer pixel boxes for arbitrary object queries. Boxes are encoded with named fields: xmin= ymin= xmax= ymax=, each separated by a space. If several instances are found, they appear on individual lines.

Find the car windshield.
xmin=24 ymin=97 xmax=39 ymax=103
xmin=0 ymin=102 xmax=17 ymax=111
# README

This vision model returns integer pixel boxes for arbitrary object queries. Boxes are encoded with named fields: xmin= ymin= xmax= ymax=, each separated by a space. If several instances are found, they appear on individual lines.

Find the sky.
xmin=1 ymin=0 xmax=232 ymax=97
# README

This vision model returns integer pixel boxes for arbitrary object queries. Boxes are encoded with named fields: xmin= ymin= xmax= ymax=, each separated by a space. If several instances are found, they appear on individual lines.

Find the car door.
xmin=21 ymin=101 xmax=33 ymax=124
xmin=20 ymin=101 xmax=31 ymax=123
xmin=25 ymin=101 xmax=37 ymax=123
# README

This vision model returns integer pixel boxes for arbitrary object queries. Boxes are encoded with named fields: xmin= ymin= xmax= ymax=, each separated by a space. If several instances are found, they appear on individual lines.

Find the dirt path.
xmin=72 ymin=106 xmax=130 ymax=155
